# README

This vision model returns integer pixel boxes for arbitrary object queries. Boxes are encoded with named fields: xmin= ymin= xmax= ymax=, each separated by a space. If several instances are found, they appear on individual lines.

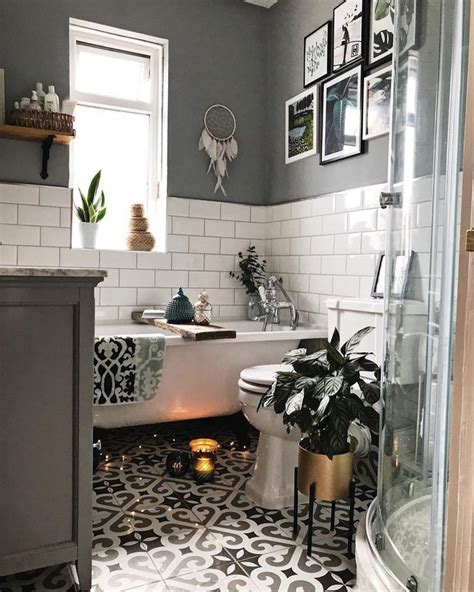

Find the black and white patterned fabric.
xmin=94 ymin=335 xmax=165 ymax=405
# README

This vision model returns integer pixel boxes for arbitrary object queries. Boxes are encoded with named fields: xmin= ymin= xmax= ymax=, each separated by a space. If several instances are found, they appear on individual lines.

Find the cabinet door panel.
xmin=0 ymin=305 xmax=75 ymax=556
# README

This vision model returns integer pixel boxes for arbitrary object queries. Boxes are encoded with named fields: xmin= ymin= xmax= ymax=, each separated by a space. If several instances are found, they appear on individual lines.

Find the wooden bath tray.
xmin=132 ymin=311 xmax=237 ymax=341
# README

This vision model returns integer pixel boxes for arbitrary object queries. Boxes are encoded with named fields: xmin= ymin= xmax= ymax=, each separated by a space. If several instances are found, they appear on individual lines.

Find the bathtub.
xmin=94 ymin=319 xmax=326 ymax=429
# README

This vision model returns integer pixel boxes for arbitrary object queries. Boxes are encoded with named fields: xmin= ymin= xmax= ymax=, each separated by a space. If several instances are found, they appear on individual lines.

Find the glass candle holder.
xmin=189 ymin=438 xmax=218 ymax=483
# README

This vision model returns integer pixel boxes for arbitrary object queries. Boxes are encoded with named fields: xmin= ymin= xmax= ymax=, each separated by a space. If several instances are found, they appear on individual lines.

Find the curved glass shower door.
xmin=373 ymin=0 xmax=468 ymax=590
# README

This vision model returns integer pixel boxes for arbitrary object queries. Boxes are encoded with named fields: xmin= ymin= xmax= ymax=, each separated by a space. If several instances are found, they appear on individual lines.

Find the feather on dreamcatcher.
xmin=198 ymin=104 xmax=238 ymax=196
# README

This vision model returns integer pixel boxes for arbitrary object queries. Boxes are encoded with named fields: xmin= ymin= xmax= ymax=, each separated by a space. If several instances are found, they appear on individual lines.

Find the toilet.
xmin=239 ymin=364 xmax=300 ymax=509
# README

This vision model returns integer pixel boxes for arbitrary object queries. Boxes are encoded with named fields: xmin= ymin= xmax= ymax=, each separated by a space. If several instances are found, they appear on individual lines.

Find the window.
xmin=70 ymin=19 xmax=168 ymax=251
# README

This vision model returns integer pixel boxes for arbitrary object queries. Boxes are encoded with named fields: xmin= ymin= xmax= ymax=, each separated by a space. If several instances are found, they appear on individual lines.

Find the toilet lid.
xmin=240 ymin=364 xmax=290 ymax=386
xmin=238 ymin=378 xmax=271 ymax=395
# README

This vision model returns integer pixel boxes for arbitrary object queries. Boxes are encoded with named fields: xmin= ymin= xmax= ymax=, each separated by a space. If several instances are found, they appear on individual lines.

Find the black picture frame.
xmin=320 ymin=64 xmax=364 ymax=165
xmin=304 ymin=21 xmax=332 ymax=88
xmin=332 ymin=0 xmax=367 ymax=73
xmin=371 ymin=251 xmax=414 ymax=299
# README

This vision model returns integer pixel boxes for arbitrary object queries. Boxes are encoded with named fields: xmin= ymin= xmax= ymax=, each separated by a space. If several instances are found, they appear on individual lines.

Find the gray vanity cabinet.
xmin=0 ymin=269 xmax=105 ymax=592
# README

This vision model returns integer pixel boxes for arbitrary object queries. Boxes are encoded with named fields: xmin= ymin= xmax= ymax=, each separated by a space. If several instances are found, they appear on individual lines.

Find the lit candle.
xmin=189 ymin=439 xmax=218 ymax=482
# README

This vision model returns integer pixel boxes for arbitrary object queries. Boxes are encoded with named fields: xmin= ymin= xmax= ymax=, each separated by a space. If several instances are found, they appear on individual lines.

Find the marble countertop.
xmin=0 ymin=267 xmax=107 ymax=278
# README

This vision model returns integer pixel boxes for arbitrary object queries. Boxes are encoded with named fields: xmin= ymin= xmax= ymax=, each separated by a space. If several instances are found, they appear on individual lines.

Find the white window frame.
xmin=69 ymin=18 xmax=168 ymax=251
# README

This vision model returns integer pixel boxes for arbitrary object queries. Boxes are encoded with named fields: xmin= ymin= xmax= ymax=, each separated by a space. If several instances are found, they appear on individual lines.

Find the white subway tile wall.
xmin=1 ymin=178 xmax=439 ymax=325
xmin=0 ymin=184 xmax=266 ymax=321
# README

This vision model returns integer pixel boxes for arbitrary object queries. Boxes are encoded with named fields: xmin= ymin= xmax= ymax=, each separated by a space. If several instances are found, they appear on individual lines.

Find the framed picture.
xmin=369 ymin=0 xmax=394 ymax=66
xmin=399 ymin=0 xmax=417 ymax=55
xmin=363 ymin=65 xmax=392 ymax=139
xmin=371 ymin=251 xmax=414 ymax=298
xmin=285 ymin=88 xmax=317 ymax=164
xmin=321 ymin=65 xmax=363 ymax=164
xmin=304 ymin=22 xmax=331 ymax=88
xmin=333 ymin=0 xmax=365 ymax=72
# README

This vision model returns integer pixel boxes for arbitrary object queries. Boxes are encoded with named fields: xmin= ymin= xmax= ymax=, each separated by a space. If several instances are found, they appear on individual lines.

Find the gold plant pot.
xmin=298 ymin=444 xmax=353 ymax=501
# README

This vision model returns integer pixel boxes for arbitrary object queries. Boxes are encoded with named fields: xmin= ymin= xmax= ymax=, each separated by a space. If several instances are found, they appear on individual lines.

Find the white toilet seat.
xmin=238 ymin=378 xmax=270 ymax=396
xmin=240 ymin=364 xmax=281 ymax=386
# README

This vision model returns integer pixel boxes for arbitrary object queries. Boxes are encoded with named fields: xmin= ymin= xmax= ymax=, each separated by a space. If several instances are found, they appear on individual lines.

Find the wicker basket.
xmin=130 ymin=204 xmax=145 ymax=217
xmin=129 ymin=217 xmax=149 ymax=232
xmin=10 ymin=109 xmax=75 ymax=134
xmin=127 ymin=231 xmax=155 ymax=252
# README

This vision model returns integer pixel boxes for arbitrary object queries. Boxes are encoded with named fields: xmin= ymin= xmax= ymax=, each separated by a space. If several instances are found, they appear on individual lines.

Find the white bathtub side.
xmin=93 ymin=321 xmax=326 ymax=429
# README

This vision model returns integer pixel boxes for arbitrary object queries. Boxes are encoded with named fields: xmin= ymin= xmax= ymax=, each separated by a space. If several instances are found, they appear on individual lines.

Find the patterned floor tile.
xmin=237 ymin=546 xmax=354 ymax=591
xmin=161 ymin=565 xmax=260 ymax=592
xmin=0 ymin=564 xmax=76 ymax=592
xmin=123 ymin=512 xmax=236 ymax=580
xmin=1 ymin=420 xmax=369 ymax=591
xmin=92 ymin=509 xmax=162 ymax=592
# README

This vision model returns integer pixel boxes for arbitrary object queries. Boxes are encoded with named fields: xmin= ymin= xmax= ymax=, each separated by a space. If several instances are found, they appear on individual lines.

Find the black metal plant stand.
xmin=292 ymin=467 xmax=356 ymax=556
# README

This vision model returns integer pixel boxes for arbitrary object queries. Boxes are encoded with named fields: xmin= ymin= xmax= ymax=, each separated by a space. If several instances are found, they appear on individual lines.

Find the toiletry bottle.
xmin=35 ymin=82 xmax=45 ymax=109
xmin=44 ymin=85 xmax=59 ymax=113
xmin=14 ymin=101 xmax=20 ymax=110
xmin=30 ymin=90 xmax=41 ymax=111
xmin=19 ymin=97 xmax=30 ymax=110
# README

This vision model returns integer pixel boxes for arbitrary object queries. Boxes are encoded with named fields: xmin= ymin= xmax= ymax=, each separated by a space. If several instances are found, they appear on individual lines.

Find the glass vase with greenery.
xmin=229 ymin=245 xmax=266 ymax=295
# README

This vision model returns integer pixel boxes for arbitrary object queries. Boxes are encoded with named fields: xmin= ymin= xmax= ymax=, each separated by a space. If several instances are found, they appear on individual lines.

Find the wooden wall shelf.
xmin=0 ymin=124 xmax=74 ymax=145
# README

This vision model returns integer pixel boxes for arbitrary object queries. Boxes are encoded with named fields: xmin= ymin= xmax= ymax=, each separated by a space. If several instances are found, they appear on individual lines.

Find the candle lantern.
xmin=165 ymin=451 xmax=190 ymax=478
xmin=189 ymin=438 xmax=218 ymax=483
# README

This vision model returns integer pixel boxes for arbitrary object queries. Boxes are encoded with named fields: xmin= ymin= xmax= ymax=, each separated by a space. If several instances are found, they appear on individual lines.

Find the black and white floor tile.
xmin=0 ymin=418 xmax=375 ymax=592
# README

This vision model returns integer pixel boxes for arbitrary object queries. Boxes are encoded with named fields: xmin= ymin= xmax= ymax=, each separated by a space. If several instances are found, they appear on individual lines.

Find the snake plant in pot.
xmin=259 ymin=326 xmax=380 ymax=500
xmin=74 ymin=170 xmax=107 ymax=249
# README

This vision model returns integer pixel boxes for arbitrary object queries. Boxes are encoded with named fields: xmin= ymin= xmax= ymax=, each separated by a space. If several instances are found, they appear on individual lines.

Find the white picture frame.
xmin=363 ymin=65 xmax=392 ymax=140
xmin=285 ymin=88 xmax=317 ymax=165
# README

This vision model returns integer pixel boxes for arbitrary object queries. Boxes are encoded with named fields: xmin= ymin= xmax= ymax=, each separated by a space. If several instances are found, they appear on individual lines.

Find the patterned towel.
xmin=94 ymin=335 xmax=166 ymax=405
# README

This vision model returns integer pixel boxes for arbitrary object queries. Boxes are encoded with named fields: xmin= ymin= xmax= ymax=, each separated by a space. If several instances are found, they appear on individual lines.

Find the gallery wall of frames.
xmin=285 ymin=0 xmax=416 ymax=166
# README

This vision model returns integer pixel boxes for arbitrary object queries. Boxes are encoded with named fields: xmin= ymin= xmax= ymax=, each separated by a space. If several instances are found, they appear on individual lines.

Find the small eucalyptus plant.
xmin=259 ymin=327 xmax=380 ymax=458
xmin=229 ymin=245 xmax=267 ymax=295
xmin=75 ymin=170 xmax=107 ymax=224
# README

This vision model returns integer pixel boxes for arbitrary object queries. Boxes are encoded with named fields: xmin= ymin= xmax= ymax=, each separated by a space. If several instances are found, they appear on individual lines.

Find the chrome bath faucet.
xmin=257 ymin=276 xmax=299 ymax=331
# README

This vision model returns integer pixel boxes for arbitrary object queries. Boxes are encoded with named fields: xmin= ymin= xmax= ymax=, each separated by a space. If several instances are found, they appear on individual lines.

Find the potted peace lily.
xmin=259 ymin=327 xmax=380 ymax=500
xmin=74 ymin=170 xmax=107 ymax=249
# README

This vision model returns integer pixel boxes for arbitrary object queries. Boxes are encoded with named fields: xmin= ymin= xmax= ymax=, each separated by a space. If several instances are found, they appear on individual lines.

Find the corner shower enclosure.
xmin=363 ymin=0 xmax=468 ymax=590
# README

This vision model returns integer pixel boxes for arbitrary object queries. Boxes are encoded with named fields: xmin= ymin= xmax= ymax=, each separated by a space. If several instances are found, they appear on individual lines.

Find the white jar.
xmin=44 ymin=85 xmax=59 ymax=113
xmin=30 ymin=90 xmax=41 ymax=111
xmin=19 ymin=97 xmax=30 ymax=110
xmin=35 ymin=82 xmax=46 ymax=109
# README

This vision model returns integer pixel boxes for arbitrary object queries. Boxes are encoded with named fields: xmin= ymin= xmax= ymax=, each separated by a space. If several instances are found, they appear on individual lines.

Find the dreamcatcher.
xmin=199 ymin=104 xmax=238 ymax=196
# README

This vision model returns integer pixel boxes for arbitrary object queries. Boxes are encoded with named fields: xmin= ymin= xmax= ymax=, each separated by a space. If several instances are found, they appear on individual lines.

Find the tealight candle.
xmin=189 ymin=439 xmax=218 ymax=482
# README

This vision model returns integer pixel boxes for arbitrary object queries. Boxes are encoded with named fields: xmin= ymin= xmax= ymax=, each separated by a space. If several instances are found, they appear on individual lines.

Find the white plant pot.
xmin=78 ymin=222 xmax=99 ymax=249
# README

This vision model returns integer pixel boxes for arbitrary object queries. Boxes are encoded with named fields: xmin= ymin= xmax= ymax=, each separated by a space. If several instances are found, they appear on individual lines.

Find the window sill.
xmin=70 ymin=246 xmax=167 ymax=254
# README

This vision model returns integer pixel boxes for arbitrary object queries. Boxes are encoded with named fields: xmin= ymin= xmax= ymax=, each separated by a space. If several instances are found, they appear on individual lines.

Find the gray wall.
xmin=0 ymin=0 xmax=268 ymax=204
xmin=266 ymin=0 xmax=389 ymax=204
xmin=0 ymin=0 xmax=441 ymax=207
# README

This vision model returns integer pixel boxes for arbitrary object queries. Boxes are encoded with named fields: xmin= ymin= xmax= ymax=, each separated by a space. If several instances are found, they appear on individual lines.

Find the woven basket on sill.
xmin=126 ymin=203 xmax=155 ymax=251
xmin=129 ymin=217 xmax=148 ymax=232
xmin=10 ymin=109 xmax=75 ymax=134
xmin=127 ymin=231 xmax=155 ymax=251
xmin=131 ymin=204 xmax=145 ymax=217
